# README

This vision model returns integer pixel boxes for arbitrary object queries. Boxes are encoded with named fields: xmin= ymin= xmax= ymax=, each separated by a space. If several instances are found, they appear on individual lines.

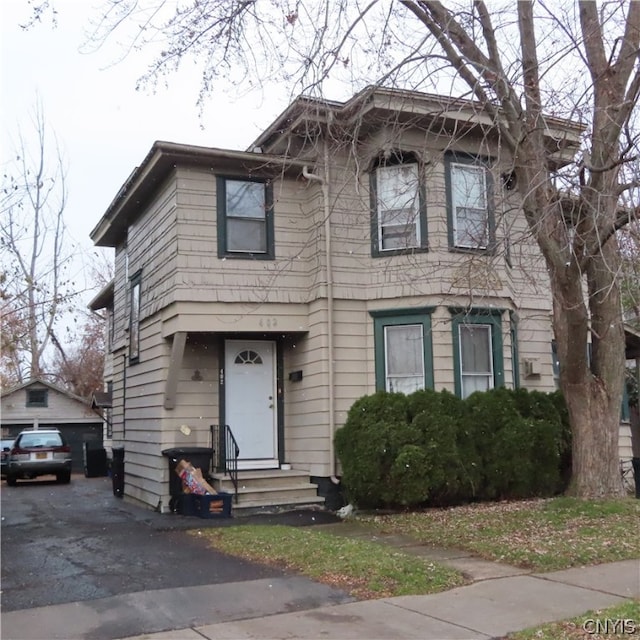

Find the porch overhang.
xmin=160 ymin=302 xmax=310 ymax=339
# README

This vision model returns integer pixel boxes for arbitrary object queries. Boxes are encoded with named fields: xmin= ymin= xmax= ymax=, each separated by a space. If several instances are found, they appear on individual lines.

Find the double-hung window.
xmin=371 ymin=309 xmax=434 ymax=394
xmin=371 ymin=156 xmax=427 ymax=256
xmin=450 ymin=308 xmax=504 ymax=399
xmin=129 ymin=271 xmax=141 ymax=363
xmin=446 ymin=154 xmax=494 ymax=250
xmin=26 ymin=388 xmax=48 ymax=408
xmin=217 ymin=177 xmax=274 ymax=258
xmin=459 ymin=324 xmax=494 ymax=396
xmin=385 ymin=324 xmax=424 ymax=393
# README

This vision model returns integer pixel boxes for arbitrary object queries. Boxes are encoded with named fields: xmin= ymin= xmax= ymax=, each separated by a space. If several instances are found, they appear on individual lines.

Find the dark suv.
xmin=6 ymin=429 xmax=72 ymax=485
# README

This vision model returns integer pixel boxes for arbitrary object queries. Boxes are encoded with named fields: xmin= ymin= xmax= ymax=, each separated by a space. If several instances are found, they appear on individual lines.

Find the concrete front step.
xmin=212 ymin=469 xmax=317 ymax=491
xmin=233 ymin=483 xmax=323 ymax=504
xmin=212 ymin=469 xmax=325 ymax=511
xmin=232 ymin=495 xmax=326 ymax=513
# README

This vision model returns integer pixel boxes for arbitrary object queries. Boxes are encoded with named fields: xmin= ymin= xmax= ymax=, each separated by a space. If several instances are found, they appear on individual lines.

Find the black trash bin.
xmin=111 ymin=446 xmax=125 ymax=497
xmin=84 ymin=442 xmax=108 ymax=477
xmin=162 ymin=447 xmax=213 ymax=514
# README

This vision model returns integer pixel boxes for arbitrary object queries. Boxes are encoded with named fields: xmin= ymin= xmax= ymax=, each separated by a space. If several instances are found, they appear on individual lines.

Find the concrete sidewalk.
xmin=123 ymin=560 xmax=640 ymax=640
xmin=4 ymin=559 xmax=637 ymax=640
xmin=142 ymin=560 xmax=639 ymax=640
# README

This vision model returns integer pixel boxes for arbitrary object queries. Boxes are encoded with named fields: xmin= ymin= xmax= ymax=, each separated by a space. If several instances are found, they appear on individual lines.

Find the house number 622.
xmin=259 ymin=317 xmax=278 ymax=328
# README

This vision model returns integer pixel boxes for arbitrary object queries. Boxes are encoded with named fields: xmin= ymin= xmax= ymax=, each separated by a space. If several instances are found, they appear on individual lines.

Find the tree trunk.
xmin=564 ymin=380 xmax=625 ymax=497
xmin=551 ymin=234 xmax=626 ymax=498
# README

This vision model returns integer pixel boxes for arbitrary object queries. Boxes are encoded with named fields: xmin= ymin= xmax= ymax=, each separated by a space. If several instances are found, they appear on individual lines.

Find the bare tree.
xmin=403 ymin=1 xmax=639 ymax=498
xmin=28 ymin=0 xmax=639 ymax=497
xmin=51 ymin=311 xmax=105 ymax=399
xmin=0 ymin=293 xmax=30 ymax=388
xmin=0 ymin=103 xmax=76 ymax=384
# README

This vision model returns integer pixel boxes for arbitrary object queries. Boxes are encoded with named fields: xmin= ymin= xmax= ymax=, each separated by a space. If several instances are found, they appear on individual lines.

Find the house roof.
xmin=91 ymin=391 xmax=112 ymax=409
xmin=91 ymin=87 xmax=586 ymax=248
xmin=1 ymin=378 xmax=90 ymax=405
xmin=250 ymin=85 xmax=585 ymax=158
xmin=90 ymin=142 xmax=311 ymax=247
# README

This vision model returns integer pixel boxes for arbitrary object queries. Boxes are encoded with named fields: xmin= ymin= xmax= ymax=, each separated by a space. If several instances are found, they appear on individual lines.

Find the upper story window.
xmin=26 ymin=388 xmax=48 ymax=408
xmin=370 ymin=153 xmax=427 ymax=256
xmin=129 ymin=271 xmax=141 ymax=363
xmin=217 ymin=177 xmax=274 ymax=259
xmin=107 ymin=308 xmax=114 ymax=352
xmin=445 ymin=153 xmax=495 ymax=251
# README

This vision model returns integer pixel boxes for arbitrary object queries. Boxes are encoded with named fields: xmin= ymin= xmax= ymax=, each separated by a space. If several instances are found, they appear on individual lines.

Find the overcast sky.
xmin=1 ymin=0 xmax=293 ymax=301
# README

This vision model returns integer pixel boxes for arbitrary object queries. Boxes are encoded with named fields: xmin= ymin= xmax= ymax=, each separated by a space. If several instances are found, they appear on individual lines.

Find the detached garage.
xmin=1 ymin=379 xmax=104 ymax=473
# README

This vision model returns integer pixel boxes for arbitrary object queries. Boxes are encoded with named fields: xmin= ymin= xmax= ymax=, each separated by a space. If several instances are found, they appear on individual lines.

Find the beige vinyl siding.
xmin=283 ymin=299 xmax=370 ymax=477
xmin=324 ymin=142 xmax=536 ymax=305
xmin=174 ymin=167 xmax=315 ymax=305
xmin=111 ymin=174 xmax=179 ymax=353
xmin=112 ymin=245 xmax=129 ymax=352
xmin=172 ymin=335 xmax=220 ymax=437
xmin=283 ymin=301 xmax=330 ymax=475
xmin=129 ymin=176 xmax=179 ymax=316
xmin=118 ymin=314 xmax=171 ymax=507
xmin=109 ymin=346 xmax=126 ymax=443
xmin=431 ymin=306 xmax=457 ymax=392
xmin=515 ymin=312 xmax=556 ymax=392
xmin=160 ymin=301 xmax=309 ymax=336
xmin=331 ymin=301 xmax=371 ymax=427
xmin=120 ymin=322 xmax=222 ymax=510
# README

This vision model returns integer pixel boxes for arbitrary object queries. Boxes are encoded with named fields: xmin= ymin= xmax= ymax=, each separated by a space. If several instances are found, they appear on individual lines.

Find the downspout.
xmin=303 ymin=138 xmax=337 ymax=480
xmin=122 ymin=354 xmax=127 ymax=440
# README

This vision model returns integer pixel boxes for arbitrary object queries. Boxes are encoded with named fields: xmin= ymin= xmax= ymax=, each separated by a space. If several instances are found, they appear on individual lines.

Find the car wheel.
xmin=57 ymin=472 xmax=71 ymax=484
xmin=6 ymin=475 xmax=17 ymax=486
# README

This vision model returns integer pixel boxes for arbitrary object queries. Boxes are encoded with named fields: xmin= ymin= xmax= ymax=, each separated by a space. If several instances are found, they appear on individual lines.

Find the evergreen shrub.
xmin=335 ymin=387 xmax=569 ymax=509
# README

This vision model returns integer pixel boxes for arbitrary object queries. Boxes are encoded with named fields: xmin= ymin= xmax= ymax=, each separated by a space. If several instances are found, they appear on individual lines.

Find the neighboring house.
xmin=0 ymin=379 xmax=104 ymax=472
xmin=621 ymin=325 xmax=640 ymax=462
xmin=91 ymin=86 xmax=589 ymax=513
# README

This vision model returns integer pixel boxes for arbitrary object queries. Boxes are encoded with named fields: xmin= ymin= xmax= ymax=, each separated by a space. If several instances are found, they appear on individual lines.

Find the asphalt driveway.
xmin=0 ymin=474 xmax=346 ymax=622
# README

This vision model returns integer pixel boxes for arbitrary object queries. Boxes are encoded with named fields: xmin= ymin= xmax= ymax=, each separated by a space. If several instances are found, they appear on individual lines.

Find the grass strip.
xmin=505 ymin=599 xmax=640 ymax=639
xmin=193 ymin=524 xmax=466 ymax=600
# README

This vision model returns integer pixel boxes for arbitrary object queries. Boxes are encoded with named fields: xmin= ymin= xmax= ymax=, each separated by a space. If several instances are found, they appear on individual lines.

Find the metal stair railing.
xmin=211 ymin=424 xmax=239 ymax=503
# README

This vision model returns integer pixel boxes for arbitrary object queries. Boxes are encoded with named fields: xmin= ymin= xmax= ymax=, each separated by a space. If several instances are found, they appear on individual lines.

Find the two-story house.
xmin=90 ymin=86 xmax=585 ymax=513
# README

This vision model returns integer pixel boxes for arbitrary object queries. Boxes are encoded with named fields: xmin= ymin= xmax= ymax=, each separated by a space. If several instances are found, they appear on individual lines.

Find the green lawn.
xmin=194 ymin=524 xmax=466 ymax=599
xmin=194 ymin=497 xmax=639 ymax=599
xmin=357 ymin=497 xmax=640 ymax=571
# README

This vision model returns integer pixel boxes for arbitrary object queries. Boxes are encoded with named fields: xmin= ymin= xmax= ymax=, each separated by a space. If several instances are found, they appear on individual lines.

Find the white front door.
xmin=225 ymin=340 xmax=277 ymax=468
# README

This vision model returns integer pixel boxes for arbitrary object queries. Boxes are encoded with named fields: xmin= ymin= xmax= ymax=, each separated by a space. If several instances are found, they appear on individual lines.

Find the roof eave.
xmin=90 ymin=142 xmax=309 ymax=248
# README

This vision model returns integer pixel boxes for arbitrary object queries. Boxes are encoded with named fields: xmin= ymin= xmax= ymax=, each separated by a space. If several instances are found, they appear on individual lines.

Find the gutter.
xmin=303 ymin=138 xmax=337 ymax=480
